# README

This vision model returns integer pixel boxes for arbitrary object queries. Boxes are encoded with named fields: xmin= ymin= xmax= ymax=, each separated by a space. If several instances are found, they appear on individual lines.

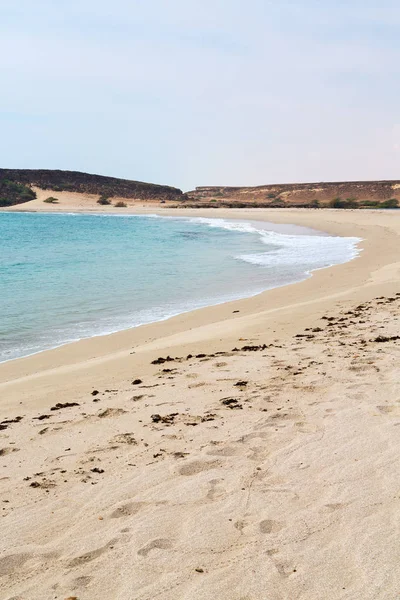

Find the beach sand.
xmin=0 ymin=206 xmax=399 ymax=599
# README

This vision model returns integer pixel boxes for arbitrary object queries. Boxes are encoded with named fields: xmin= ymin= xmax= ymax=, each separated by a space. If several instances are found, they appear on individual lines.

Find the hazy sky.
xmin=1 ymin=1 xmax=399 ymax=190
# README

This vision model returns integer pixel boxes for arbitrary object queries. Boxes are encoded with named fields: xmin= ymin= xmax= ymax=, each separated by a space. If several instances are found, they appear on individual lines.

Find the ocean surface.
xmin=0 ymin=212 xmax=360 ymax=363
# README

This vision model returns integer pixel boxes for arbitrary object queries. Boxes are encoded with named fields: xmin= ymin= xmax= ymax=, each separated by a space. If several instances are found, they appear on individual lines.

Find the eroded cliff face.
xmin=0 ymin=169 xmax=183 ymax=205
xmin=186 ymin=181 xmax=400 ymax=207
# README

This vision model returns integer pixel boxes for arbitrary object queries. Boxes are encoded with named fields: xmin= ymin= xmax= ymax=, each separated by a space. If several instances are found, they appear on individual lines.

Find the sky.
xmin=1 ymin=0 xmax=399 ymax=190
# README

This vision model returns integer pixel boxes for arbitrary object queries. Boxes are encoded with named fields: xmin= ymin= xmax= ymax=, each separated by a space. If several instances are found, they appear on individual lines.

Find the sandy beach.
xmin=1 ymin=206 xmax=399 ymax=600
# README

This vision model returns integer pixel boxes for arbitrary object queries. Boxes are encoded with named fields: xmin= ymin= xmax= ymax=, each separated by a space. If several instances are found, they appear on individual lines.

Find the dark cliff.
xmin=0 ymin=169 xmax=183 ymax=206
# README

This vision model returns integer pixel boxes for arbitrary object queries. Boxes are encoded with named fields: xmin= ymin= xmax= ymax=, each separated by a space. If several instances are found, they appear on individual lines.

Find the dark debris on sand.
xmin=50 ymin=402 xmax=80 ymax=411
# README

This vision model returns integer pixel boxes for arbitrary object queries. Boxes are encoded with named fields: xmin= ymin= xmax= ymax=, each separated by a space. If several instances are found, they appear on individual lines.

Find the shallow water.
xmin=0 ymin=212 xmax=360 ymax=362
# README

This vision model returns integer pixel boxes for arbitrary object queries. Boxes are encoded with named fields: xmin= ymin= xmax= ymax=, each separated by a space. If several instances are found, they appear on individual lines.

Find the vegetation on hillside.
xmin=97 ymin=194 xmax=111 ymax=205
xmin=0 ymin=169 xmax=183 ymax=202
xmin=0 ymin=179 xmax=36 ymax=207
xmin=330 ymin=197 xmax=399 ymax=209
xmin=330 ymin=197 xmax=358 ymax=209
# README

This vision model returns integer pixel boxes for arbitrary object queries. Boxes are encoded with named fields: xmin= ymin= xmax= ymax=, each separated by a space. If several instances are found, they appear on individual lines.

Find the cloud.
xmin=1 ymin=0 xmax=399 ymax=188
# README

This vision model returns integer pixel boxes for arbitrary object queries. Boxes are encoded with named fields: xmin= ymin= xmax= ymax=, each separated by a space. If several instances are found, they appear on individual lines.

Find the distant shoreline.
xmin=1 ymin=168 xmax=400 ymax=209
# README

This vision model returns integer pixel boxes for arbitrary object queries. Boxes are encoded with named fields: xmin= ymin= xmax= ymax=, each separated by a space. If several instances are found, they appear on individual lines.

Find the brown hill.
xmin=186 ymin=181 xmax=400 ymax=208
xmin=1 ymin=170 xmax=399 ymax=209
xmin=0 ymin=169 xmax=183 ymax=206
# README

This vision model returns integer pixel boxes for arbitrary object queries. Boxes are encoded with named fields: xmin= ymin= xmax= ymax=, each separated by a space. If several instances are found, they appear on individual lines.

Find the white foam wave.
xmin=176 ymin=216 xmax=362 ymax=270
xmin=237 ymin=233 xmax=360 ymax=268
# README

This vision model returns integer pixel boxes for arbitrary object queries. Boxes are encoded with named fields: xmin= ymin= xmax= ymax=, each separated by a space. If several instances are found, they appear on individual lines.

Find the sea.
xmin=0 ymin=212 xmax=361 ymax=363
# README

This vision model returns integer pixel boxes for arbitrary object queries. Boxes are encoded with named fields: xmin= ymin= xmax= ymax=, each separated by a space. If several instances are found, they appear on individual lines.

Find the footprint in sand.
xmin=274 ymin=559 xmax=298 ymax=577
xmin=325 ymin=503 xmax=346 ymax=512
xmin=247 ymin=446 xmax=267 ymax=461
xmin=267 ymin=412 xmax=293 ymax=424
xmin=67 ymin=540 xmax=117 ymax=568
xmin=98 ymin=408 xmax=127 ymax=418
xmin=206 ymin=478 xmax=227 ymax=501
xmin=71 ymin=575 xmax=93 ymax=590
xmin=0 ymin=553 xmax=31 ymax=577
xmin=206 ymin=445 xmax=239 ymax=457
xmin=295 ymin=421 xmax=320 ymax=433
xmin=110 ymin=502 xmax=143 ymax=519
xmin=179 ymin=460 xmax=221 ymax=476
xmin=377 ymin=405 xmax=395 ymax=414
xmin=349 ymin=365 xmax=374 ymax=373
xmin=113 ymin=433 xmax=137 ymax=445
xmin=259 ymin=519 xmax=285 ymax=534
xmin=234 ymin=519 xmax=247 ymax=532
xmin=236 ymin=431 xmax=268 ymax=443
xmin=347 ymin=383 xmax=369 ymax=391
xmin=137 ymin=538 xmax=173 ymax=557
xmin=348 ymin=394 xmax=365 ymax=400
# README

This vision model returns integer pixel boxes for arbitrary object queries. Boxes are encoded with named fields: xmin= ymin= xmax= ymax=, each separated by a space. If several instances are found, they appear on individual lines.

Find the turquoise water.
xmin=0 ymin=212 xmax=360 ymax=363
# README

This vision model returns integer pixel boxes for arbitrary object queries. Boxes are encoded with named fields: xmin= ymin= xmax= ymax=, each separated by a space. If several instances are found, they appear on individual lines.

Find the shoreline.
xmin=0 ymin=211 xmax=361 ymax=366
xmin=1 ymin=206 xmax=400 ymax=599
xmin=0 ymin=207 xmax=399 ymax=413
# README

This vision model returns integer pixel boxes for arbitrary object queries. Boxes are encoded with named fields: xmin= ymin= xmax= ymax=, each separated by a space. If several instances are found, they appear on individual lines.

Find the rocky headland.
xmin=0 ymin=169 xmax=183 ymax=207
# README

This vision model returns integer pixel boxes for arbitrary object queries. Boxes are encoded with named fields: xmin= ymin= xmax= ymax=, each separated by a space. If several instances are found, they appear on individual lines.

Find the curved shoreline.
xmin=1 ymin=206 xmax=400 ymax=599
xmin=0 ymin=207 xmax=399 ymax=412
xmin=0 ymin=212 xmax=360 ymax=365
